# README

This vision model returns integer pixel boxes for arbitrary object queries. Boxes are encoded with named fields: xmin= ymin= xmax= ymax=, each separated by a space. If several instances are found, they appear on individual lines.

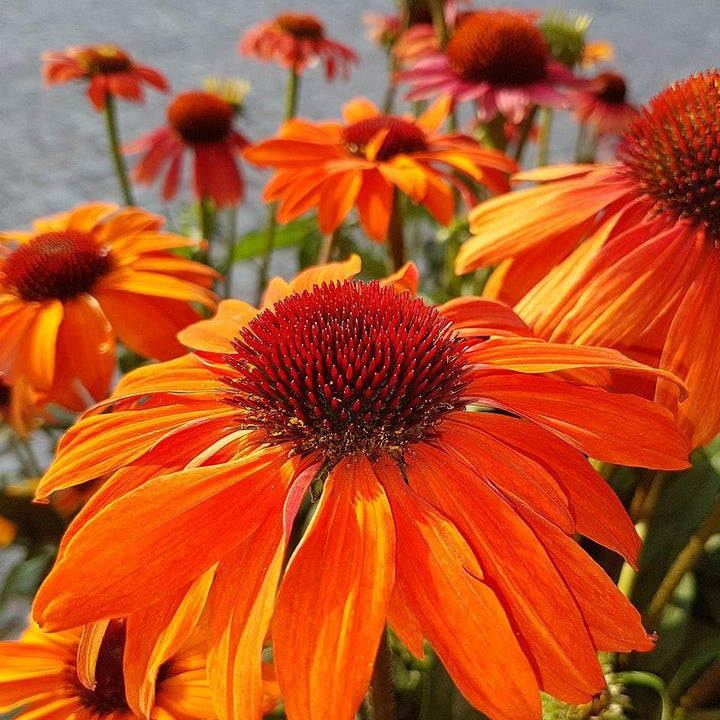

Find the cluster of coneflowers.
xmin=0 ymin=3 xmax=717 ymax=720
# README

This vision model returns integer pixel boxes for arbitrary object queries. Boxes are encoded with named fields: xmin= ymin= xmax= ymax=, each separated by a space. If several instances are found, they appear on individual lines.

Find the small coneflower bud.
xmin=538 ymin=10 xmax=592 ymax=69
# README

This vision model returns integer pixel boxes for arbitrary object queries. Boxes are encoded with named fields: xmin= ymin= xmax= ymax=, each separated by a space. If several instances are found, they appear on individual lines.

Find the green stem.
xmin=317 ymin=229 xmax=339 ymax=265
xmin=428 ymin=0 xmax=450 ymax=48
xmin=9 ymin=434 xmax=42 ymax=478
xmin=224 ymin=205 xmax=238 ymax=297
xmin=103 ymin=93 xmax=135 ymax=206
xmin=617 ymin=471 xmax=667 ymax=600
xmin=536 ymin=107 xmax=553 ymax=167
xmin=574 ymin=122 xmax=598 ymax=164
xmin=513 ymin=105 xmax=538 ymax=163
xmin=285 ymin=67 xmax=300 ymax=121
xmin=364 ymin=630 xmax=397 ymax=720
xmin=197 ymin=197 xmax=214 ymax=265
xmin=257 ymin=68 xmax=301 ymax=302
xmin=645 ymin=496 xmax=720 ymax=629
xmin=610 ymin=672 xmax=672 ymax=720
xmin=480 ymin=114 xmax=508 ymax=152
xmin=387 ymin=189 xmax=405 ymax=271
xmin=382 ymin=51 xmax=399 ymax=115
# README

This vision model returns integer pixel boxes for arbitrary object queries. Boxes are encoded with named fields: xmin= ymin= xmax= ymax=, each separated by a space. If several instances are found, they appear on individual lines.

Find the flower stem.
xmin=197 ymin=197 xmax=214 ymax=265
xmin=536 ymin=107 xmax=553 ymax=166
xmin=317 ymin=229 xmax=339 ymax=265
xmin=257 ymin=68 xmax=301 ymax=301
xmin=365 ymin=630 xmax=397 ymax=720
xmin=387 ymin=189 xmax=405 ymax=271
xmin=8 ymin=434 xmax=43 ymax=478
xmin=102 ymin=93 xmax=135 ymax=206
xmin=645 ymin=495 xmax=720 ymax=629
xmin=428 ymin=0 xmax=450 ymax=48
xmin=513 ymin=105 xmax=538 ymax=163
xmin=574 ymin=122 xmax=598 ymax=163
xmin=224 ymin=205 xmax=238 ymax=297
xmin=285 ymin=67 xmax=301 ymax=121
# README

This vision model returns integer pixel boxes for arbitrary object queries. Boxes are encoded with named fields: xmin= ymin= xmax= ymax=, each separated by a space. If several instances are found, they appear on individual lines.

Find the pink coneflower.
xmin=572 ymin=71 xmax=637 ymax=136
xmin=398 ymin=10 xmax=580 ymax=122
xmin=125 ymin=90 xmax=249 ymax=208
xmin=239 ymin=12 xmax=358 ymax=80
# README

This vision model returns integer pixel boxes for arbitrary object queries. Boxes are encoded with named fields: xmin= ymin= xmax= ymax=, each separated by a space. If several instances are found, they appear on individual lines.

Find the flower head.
xmin=41 ymin=44 xmax=169 ymax=111
xmin=0 ymin=620 xmax=214 ymax=720
xmin=0 ymin=203 xmax=216 ymax=411
xmin=239 ymin=12 xmax=358 ymax=80
xmin=244 ymin=96 xmax=516 ymax=241
xmin=397 ymin=10 xmax=581 ymax=122
xmin=124 ymin=90 xmax=249 ymax=207
xmin=457 ymin=70 xmax=720 ymax=447
xmin=33 ymin=257 xmax=689 ymax=720
xmin=572 ymin=71 xmax=637 ymax=136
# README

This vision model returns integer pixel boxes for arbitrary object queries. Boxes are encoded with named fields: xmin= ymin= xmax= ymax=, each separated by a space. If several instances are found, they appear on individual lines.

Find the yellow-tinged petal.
xmin=342 ymin=97 xmax=379 ymax=124
xmin=177 ymin=299 xmax=257 ymax=355
xmin=416 ymin=94 xmax=452 ymax=134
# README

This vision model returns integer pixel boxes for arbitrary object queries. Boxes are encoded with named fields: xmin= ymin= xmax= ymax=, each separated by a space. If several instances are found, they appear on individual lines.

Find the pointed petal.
xmin=405 ymin=444 xmax=606 ymax=703
xmin=380 ymin=455 xmax=541 ymax=720
xmin=34 ymin=446 xmax=289 ymax=630
xmin=274 ymin=454 xmax=396 ymax=720
xmin=468 ymin=371 xmax=690 ymax=469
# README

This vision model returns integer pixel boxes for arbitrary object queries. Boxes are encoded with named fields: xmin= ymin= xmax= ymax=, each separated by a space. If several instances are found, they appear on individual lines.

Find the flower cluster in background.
xmin=0 ymin=4 xmax=719 ymax=720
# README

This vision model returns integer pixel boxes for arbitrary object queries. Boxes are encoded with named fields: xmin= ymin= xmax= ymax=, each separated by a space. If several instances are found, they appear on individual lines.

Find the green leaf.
xmin=1 ymin=548 xmax=55 ymax=602
xmin=232 ymin=217 xmax=320 ymax=262
xmin=631 ymin=449 xmax=720 ymax=613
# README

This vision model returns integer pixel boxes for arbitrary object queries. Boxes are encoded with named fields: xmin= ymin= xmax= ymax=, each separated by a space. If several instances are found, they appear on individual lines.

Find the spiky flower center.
xmin=592 ymin=72 xmax=627 ymax=104
xmin=618 ymin=71 xmax=720 ymax=238
xmin=3 ymin=231 xmax=113 ymax=302
xmin=168 ymin=91 xmax=233 ymax=144
xmin=344 ymin=116 xmax=428 ymax=161
xmin=276 ymin=13 xmax=325 ymax=40
xmin=77 ymin=46 xmax=133 ymax=75
xmin=69 ymin=620 xmax=129 ymax=715
xmin=223 ymin=281 xmax=470 ymax=460
xmin=446 ymin=12 xmax=549 ymax=86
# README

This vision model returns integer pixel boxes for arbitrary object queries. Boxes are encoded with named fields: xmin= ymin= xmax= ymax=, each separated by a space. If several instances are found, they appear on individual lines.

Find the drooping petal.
xmin=380 ymin=455 xmax=541 ymax=719
xmin=404 ymin=443 xmax=606 ymax=703
xmin=274 ymin=454 xmax=396 ymax=720
xmin=34 ymin=446 xmax=289 ymax=630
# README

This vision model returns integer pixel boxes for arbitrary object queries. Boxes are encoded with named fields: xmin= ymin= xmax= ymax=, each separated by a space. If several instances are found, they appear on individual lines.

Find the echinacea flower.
xmin=456 ymin=70 xmax=720 ymax=448
xmin=41 ymin=45 xmax=168 ymax=111
xmin=244 ymin=96 xmax=516 ymax=242
xmin=0 ymin=620 xmax=215 ymax=720
xmin=32 ymin=256 xmax=689 ymax=720
xmin=239 ymin=12 xmax=358 ymax=80
xmin=125 ymin=90 xmax=249 ymax=208
xmin=571 ymin=71 xmax=637 ymax=136
xmin=397 ymin=10 xmax=581 ymax=123
xmin=0 ymin=203 xmax=216 ymax=411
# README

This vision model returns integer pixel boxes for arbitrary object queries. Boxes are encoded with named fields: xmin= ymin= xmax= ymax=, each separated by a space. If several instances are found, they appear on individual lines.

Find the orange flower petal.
xmin=34 ymin=447 xmax=288 ymax=630
xmin=274 ymin=454 xmax=395 ymax=720
xmin=342 ymin=97 xmax=379 ymax=124
xmin=177 ymin=299 xmax=257 ymax=355
xmin=380 ymin=454 xmax=542 ymax=719
xmin=440 ymin=296 xmax=533 ymax=338
xmin=354 ymin=168 xmax=393 ymax=242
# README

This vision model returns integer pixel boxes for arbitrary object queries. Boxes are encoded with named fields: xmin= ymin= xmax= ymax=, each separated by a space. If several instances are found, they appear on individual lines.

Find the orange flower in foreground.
xmin=244 ymin=96 xmax=516 ymax=242
xmin=32 ymin=256 xmax=689 ymax=720
xmin=239 ymin=12 xmax=358 ymax=80
xmin=125 ymin=90 xmax=249 ymax=208
xmin=42 ymin=45 xmax=169 ymax=110
xmin=0 ymin=620 xmax=214 ymax=720
xmin=0 ymin=203 xmax=216 ymax=411
xmin=456 ymin=70 xmax=720 ymax=448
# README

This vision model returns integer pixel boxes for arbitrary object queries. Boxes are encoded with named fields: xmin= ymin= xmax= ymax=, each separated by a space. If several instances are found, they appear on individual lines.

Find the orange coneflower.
xmin=244 ymin=96 xmax=516 ymax=243
xmin=0 ymin=620 xmax=215 ymax=720
xmin=42 ymin=45 xmax=168 ymax=111
xmin=0 ymin=203 xmax=216 ymax=411
xmin=125 ymin=90 xmax=249 ymax=208
xmin=456 ymin=70 xmax=720 ymax=448
xmin=31 ymin=256 xmax=689 ymax=720
xmin=239 ymin=12 xmax=358 ymax=80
